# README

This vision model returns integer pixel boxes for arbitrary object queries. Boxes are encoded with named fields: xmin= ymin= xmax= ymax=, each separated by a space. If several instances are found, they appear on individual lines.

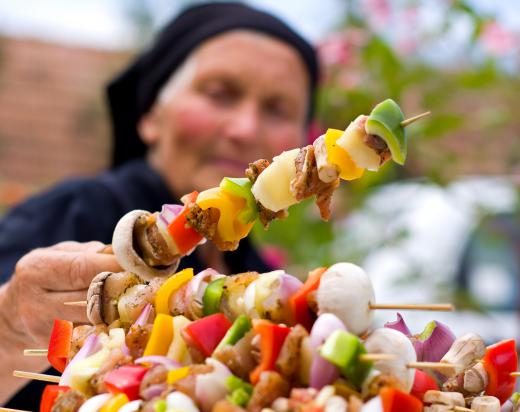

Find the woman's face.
xmin=139 ymin=30 xmax=310 ymax=195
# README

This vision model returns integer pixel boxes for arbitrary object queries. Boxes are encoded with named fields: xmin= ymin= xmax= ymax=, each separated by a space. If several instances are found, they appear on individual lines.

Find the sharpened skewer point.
xmin=13 ymin=370 xmax=60 ymax=383
xmin=400 ymin=111 xmax=431 ymax=127
xmin=23 ymin=349 xmax=48 ymax=356
xmin=64 ymin=301 xmax=87 ymax=307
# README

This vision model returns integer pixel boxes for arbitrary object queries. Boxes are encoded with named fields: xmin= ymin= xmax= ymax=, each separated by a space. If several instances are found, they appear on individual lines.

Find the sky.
xmin=0 ymin=0 xmax=346 ymax=49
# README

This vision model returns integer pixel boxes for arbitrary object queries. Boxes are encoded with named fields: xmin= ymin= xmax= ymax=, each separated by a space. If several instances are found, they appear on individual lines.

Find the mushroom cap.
xmin=112 ymin=210 xmax=179 ymax=281
xmin=316 ymin=262 xmax=375 ymax=335
xmin=87 ymin=271 xmax=112 ymax=325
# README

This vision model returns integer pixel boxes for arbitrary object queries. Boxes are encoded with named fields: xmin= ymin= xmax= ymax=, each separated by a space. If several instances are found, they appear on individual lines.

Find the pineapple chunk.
xmin=336 ymin=115 xmax=381 ymax=171
xmin=251 ymin=148 xmax=300 ymax=212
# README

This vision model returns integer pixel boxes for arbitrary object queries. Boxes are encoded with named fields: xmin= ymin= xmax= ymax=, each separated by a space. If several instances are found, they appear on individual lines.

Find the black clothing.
xmin=0 ymin=159 xmax=270 ymax=409
xmin=108 ymin=2 xmax=318 ymax=167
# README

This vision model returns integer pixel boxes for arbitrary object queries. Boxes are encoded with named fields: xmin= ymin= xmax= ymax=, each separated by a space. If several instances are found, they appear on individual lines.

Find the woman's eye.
xmin=265 ymin=100 xmax=292 ymax=120
xmin=202 ymin=82 xmax=237 ymax=104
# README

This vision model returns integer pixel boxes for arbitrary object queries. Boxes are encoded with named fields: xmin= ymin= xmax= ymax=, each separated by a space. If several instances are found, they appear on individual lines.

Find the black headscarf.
xmin=107 ymin=2 xmax=318 ymax=167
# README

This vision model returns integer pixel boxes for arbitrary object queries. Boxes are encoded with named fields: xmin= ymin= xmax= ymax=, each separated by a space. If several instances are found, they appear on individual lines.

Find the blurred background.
xmin=1 ymin=0 xmax=519 ymax=341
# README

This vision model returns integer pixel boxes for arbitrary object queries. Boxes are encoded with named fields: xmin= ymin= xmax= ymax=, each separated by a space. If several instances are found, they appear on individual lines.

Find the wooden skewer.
xmin=0 ymin=408 xmax=32 ymax=412
xmin=23 ymin=349 xmax=48 ymax=356
xmin=407 ymin=361 xmax=461 ymax=371
xmin=64 ymin=301 xmax=87 ymax=307
xmin=369 ymin=303 xmax=455 ymax=312
xmin=453 ymin=407 xmax=473 ymax=412
xmin=13 ymin=370 xmax=60 ymax=383
xmin=510 ymin=372 xmax=520 ymax=377
xmin=400 ymin=111 xmax=431 ymax=127
xmin=360 ymin=353 xmax=398 ymax=362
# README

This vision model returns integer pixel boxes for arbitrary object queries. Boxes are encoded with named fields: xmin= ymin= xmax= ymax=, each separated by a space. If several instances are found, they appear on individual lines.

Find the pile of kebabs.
xmin=13 ymin=100 xmax=519 ymax=412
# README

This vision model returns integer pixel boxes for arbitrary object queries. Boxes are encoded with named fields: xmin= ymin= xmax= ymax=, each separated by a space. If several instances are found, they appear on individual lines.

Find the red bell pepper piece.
xmin=250 ymin=320 xmax=291 ymax=384
xmin=167 ymin=191 xmax=204 ymax=255
xmin=483 ymin=339 xmax=518 ymax=404
xmin=40 ymin=385 xmax=69 ymax=412
xmin=411 ymin=370 xmax=439 ymax=401
xmin=380 ymin=386 xmax=423 ymax=412
xmin=184 ymin=313 xmax=232 ymax=357
xmin=289 ymin=267 xmax=326 ymax=331
xmin=104 ymin=365 xmax=148 ymax=401
xmin=47 ymin=319 xmax=73 ymax=373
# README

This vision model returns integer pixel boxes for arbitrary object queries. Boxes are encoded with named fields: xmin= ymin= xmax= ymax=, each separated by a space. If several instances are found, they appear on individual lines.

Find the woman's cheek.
xmin=265 ymin=127 xmax=303 ymax=155
xmin=171 ymin=99 xmax=222 ymax=145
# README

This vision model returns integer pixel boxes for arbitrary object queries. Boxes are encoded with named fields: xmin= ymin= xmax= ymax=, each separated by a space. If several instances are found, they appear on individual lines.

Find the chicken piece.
xmin=246 ymin=159 xmax=270 ymax=184
xmin=363 ymin=133 xmax=391 ymax=165
xmin=248 ymin=371 xmax=290 ymax=412
xmin=363 ymin=373 xmax=405 ymax=399
xmin=290 ymin=145 xmax=339 ymax=221
xmin=275 ymin=325 xmax=308 ymax=383
xmin=463 ymin=362 xmax=488 ymax=394
xmin=171 ymin=364 xmax=214 ymax=400
xmin=125 ymin=323 xmax=152 ymax=359
xmin=212 ymin=330 xmax=257 ymax=381
xmin=139 ymin=365 xmax=168 ymax=399
xmin=256 ymin=201 xmax=288 ymax=229
xmin=134 ymin=213 xmax=179 ymax=267
xmin=50 ymin=389 xmax=85 ymax=412
xmin=313 ymin=135 xmax=340 ymax=183
xmin=185 ymin=204 xmax=239 ymax=251
xmin=69 ymin=324 xmax=108 ymax=360
xmin=220 ymin=272 xmax=259 ymax=321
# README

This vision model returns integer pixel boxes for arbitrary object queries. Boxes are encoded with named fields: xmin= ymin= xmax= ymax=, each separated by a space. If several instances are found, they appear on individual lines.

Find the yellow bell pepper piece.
xmin=100 ymin=393 xmax=129 ymax=412
xmin=167 ymin=366 xmax=190 ymax=384
xmin=144 ymin=313 xmax=174 ymax=357
xmin=196 ymin=188 xmax=253 ymax=242
xmin=167 ymin=315 xmax=192 ymax=364
xmin=155 ymin=268 xmax=194 ymax=315
xmin=325 ymin=128 xmax=365 ymax=181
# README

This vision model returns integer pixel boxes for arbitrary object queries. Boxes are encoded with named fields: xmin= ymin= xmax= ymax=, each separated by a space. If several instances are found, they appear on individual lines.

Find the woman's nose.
xmin=223 ymin=101 xmax=261 ymax=143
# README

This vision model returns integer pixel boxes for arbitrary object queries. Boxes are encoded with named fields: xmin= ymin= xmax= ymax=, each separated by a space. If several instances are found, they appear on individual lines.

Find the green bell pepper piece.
xmin=226 ymin=375 xmax=253 ymax=407
xmin=345 ymin=342 xmax=372 ymax=389
xmin=202 ymin=278 xmax=225 ymax=316
xmin=215 ymin=315 xmax=252 ymax=352
xmin=365 ymin=99 xmax=406 ymax=165
xmin=320 ymin=330 xmax=359 ymax=370
xmin=319 ymin=330 xmax=372 ymax=389
xmin=219 ymin=177 xmax=258 ymax=224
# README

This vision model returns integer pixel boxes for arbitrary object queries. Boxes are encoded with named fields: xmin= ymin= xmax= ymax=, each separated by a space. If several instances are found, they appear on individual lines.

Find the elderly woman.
xmin=0 ymin=2 xmax=317 ymax=408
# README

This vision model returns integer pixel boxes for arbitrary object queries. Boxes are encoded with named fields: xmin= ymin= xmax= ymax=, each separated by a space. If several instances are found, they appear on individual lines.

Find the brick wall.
xmin=0 ymin=36 xmax=131 ymax=211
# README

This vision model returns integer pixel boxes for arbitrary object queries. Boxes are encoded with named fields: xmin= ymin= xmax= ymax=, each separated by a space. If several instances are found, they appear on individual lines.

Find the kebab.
xmin=19 ymin=305 xmax=514 ymax=412
xmin=110 ymin=100 xmax=429 ymax=280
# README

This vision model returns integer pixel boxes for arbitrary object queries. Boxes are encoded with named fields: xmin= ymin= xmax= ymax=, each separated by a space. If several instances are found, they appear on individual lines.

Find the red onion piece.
xmin=133 ymin=303 xmax=153 ymax=327
xmin=141 ymin=383 xmax=167 ymax=400
xmin=188 ymin=268 xmax=223 ymax=302
xmin=413 ymin=320 xmax=455 ymax=362
xmin=278 ymin=274 xmax=303 ymax=302
xmin=309 ymin=313 xmax=346 ymax=389
xmin=384 ymin=313 xmax=411 ymax=336
xmin=60 ymin=333 xmax=100 ymax=386
xmin=134 ymin=356 xmax=180 ymax=370
xmin=159 ymin=204 xmax=183 ymax=227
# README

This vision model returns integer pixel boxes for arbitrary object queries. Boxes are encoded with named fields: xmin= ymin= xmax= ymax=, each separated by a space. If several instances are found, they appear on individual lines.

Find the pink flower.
xmin=480 ymin=21 xmax=517 ymax=56
xmin=260 ymin=245 xmax=289 ymax=269
xmin=363 ymin=0 xmax=391 ymax=28
xmin=318 ymin=35 xmax=352 ymax=66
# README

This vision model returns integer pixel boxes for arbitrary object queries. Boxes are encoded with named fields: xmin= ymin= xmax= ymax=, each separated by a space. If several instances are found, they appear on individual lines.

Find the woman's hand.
xmin=0 ymin=241 xmax=121 ymax=404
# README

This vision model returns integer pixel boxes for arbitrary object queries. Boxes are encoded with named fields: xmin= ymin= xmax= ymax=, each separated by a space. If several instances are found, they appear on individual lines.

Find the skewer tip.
xmin=400 ymin=111 xmax=431 ymax=127
xmin=64 ymin=301 xmax=87 ymax=307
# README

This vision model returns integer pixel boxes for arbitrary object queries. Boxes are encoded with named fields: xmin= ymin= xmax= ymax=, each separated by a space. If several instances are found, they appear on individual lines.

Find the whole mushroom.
xmin=316 ymin=262 xmax=375 ymax=335
xmin=112 ymin=210 xmax=180 ymax=280
xmin=86 ymin=271 xmax=141 ymax=325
